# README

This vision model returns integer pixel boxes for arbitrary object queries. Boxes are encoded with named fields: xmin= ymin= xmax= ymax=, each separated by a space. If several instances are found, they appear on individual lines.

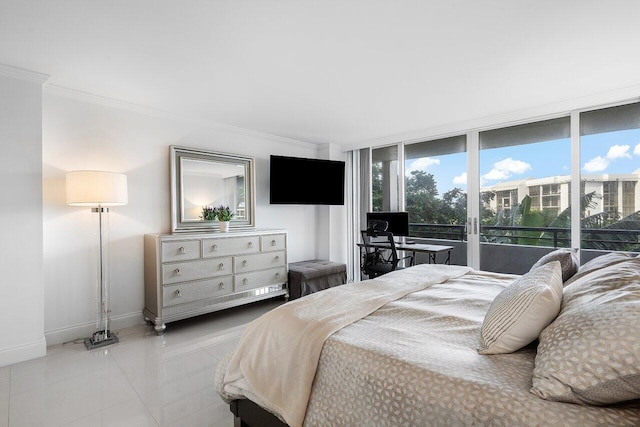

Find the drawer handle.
xmin=179 ymin=246 xmax=186 ymax=254
xmin=271 ymin=239 xmax=276 ymax=246
xmin=248 ymin=242 xmax=253 ymax=248
xmin=276 ymin=272 xmax=280 ymax=279
xmin=212 ymin=244 xmax=218 ymax=251
xmin=275 ymin=255 xmax=280 ymax=262
xmin=242 ymin=260 xmax=248 ymax=267
xmin=243 ymin=278 xmax=248 ymax=286
xmin=219 ymin=282 xmax=225 ymax=290
xmin=218 ymin=263 xmax=225 ymax=271
xmin=174 ymin=268 xmax=181 ymax=276
xmin=175 ymin=289 xmax=182 ymax=298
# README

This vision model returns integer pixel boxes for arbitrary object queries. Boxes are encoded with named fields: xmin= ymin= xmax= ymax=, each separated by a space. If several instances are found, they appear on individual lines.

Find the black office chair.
xmin=360 ymin=227 xmax=414 ymax=279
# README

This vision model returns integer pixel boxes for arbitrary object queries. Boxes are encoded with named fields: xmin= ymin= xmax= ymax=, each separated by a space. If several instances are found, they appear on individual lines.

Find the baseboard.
xmin=44 ymin=311 xmax=145 ymax=346
xmin=0 ymin=337 xmax=47 ymax=368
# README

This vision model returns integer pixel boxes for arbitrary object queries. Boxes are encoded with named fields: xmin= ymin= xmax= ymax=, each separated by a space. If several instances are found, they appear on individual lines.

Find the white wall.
xmin=0 ymin=73 xmax=47 ymax=366
xmin=42 ymin=92 xmax=333 ymax=345
xmin=317 ymin=143 xmax=348 ymax=262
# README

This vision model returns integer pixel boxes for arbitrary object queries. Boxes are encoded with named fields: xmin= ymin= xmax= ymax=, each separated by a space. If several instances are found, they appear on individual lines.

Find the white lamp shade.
xmin=66 ymin=170 xmax=128 ymax=206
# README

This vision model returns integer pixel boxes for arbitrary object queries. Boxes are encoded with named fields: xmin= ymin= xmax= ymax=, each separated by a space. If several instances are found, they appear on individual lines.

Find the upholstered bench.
xmin=288 ymin=260 xmax=347 ymax=300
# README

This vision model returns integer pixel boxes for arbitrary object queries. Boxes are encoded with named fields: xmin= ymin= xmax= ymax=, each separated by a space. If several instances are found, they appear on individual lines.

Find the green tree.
xmin=440 ymin=188 xmax=467 ymax=225
xmin=405 ymin=170 xmax=439 ymax=224
xmin=405 ymin=170 xmax=467 ymax=229
xmin=372 ymin=162 xmax=383 ymax=211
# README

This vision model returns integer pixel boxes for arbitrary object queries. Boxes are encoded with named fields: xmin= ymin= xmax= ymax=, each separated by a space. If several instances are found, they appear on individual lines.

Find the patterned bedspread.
xmin=218 ymin=268 xmax=640 ymax=426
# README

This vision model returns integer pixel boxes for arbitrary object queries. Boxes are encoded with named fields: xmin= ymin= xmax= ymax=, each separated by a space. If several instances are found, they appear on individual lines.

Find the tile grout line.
xmin=107 ymin=347 xmax=161 ymax=427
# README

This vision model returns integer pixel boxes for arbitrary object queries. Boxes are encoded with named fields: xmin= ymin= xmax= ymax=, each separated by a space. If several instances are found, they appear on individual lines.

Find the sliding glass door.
xmin=579 ymin=102 xmax=640 ymax=263
xmin=477 ymin=118 xmax=571 ymax=273
xmin=404 ymin=135 xmax=467 ymax=265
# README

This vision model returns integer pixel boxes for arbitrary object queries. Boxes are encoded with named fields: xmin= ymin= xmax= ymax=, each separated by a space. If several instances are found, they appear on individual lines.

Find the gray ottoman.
xmin=288 ymin=260 xmax=347 ymax=300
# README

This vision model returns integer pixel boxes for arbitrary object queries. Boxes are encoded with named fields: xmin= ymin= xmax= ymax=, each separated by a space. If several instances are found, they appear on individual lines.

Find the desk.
xmin=357 ymin=242 xmax=454 ymax=265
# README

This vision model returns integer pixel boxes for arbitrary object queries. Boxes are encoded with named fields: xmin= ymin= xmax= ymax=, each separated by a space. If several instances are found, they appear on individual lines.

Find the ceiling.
xmin=2 ymin=1 xmax=640 ymax=147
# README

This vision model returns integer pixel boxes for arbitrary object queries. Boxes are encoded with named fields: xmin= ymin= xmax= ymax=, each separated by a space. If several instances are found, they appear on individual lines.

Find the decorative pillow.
xmin=530 ymin=248 xmax=578 ymax=283
xmin=531 ymin=258 xmax=640 ymax=405
xmin=478 ymin=261 xmax=563 ymax=355
xmin=563 ymin=251 xmax=635 ymax=287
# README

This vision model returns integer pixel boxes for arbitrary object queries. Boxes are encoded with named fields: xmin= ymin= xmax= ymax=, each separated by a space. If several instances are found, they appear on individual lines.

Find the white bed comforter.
xmin=217 ymin=265 xmax=640 ymax=426
xmin=218 ymin=264 xmax=472 ymax=427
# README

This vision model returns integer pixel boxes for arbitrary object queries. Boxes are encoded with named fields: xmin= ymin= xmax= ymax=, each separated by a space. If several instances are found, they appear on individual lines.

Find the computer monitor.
xmin=366 ymin=212 xmax=409 ymax=237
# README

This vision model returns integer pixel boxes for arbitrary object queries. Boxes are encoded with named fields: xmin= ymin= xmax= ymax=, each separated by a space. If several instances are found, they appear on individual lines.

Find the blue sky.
xmin=404 ymin=129 xmax=640 ymax=196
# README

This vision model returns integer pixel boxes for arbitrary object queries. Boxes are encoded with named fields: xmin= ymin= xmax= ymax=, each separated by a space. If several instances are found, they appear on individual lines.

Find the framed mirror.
xmin=170 ymin=146 xmax=256 ymax=233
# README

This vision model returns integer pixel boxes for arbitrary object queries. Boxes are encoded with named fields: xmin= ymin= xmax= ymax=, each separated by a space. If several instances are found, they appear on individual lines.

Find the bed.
xmin=216 ymin=253 xmax=640 ymax=426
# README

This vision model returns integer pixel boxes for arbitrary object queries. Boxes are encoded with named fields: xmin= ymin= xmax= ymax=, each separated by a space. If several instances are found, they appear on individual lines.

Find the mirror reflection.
xmin=181 ymin=159 xmax=247 ymax=221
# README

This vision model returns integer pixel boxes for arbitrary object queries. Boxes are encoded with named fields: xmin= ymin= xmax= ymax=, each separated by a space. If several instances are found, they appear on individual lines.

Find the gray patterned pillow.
xmin=530 ymin=248 xmax=578 ymax=283
xmin=478 ymin=261 xmax=563 ymax=355
xmin=531 ymin=258 xmax=640 ymax=405
xmin=563 ymin=251 xmax=635 ymax=287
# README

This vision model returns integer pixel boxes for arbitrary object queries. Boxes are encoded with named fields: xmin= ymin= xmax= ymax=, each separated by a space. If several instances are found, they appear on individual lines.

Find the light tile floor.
xmin=0 ymin=299 xmax=283 ymax=427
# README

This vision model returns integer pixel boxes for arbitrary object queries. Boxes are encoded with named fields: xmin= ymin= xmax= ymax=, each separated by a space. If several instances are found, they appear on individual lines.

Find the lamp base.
xmin=84 ymin=330 xmax=119 ymax=350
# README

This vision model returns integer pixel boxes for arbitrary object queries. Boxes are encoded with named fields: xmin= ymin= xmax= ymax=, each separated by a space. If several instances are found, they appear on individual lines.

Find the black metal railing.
xmin=409 ymin=223 xmax=640 ymax=251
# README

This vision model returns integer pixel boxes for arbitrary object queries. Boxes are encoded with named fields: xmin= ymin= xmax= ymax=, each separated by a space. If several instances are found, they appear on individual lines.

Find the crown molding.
xmin=341 ymin=84 xmax=640 ymax=152
xmin=0 ymin=63 xmax=50 ymax=85
xmin=44 ymin=84 xmax=319 ymax=150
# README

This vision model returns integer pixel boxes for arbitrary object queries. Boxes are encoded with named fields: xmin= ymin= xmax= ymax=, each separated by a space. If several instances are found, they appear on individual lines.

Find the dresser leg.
xmin=153 ymin=323 xmax=166 ymax=335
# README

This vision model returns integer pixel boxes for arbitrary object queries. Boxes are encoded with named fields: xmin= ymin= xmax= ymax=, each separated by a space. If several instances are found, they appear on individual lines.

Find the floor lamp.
xmin=66 ymin=170 xmax=128 ymax=350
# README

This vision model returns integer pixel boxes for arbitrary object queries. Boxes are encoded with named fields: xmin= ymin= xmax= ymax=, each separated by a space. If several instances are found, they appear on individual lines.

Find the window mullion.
xmin=570 ymin=111 xmax=581 ymax=257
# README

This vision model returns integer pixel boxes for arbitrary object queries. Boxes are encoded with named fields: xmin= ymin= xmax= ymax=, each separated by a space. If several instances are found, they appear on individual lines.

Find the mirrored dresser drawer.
xmin=144 ymin=230 xmax=288 ymax=334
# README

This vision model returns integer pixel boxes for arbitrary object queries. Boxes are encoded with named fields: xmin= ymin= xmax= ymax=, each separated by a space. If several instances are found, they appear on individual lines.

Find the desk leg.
xmin=429 ymin=253 xmax=436 ymax=264
xmin=445 ymin=250 xmax=451 ymax=265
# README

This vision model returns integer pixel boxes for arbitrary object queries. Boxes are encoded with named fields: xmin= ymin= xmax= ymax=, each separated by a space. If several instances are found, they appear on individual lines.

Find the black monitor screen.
xmin=366 ymin=212 xmax=409 ymax=236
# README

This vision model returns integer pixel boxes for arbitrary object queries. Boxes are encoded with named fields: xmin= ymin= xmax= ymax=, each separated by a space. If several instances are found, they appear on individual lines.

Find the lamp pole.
xmin=85 ymin=205 xmax=118 ymax=349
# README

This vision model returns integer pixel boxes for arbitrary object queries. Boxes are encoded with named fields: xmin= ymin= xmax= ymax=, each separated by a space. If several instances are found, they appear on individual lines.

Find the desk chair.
xmin=360 ymin=229 xmax=415 ymax=279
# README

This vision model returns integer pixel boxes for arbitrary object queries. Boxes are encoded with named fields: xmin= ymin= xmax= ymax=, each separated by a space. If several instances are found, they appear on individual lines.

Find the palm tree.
xmin=582 ymin=210 xmax=640 ymax=251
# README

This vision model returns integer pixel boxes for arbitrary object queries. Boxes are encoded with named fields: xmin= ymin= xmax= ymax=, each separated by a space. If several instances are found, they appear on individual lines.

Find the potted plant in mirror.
xmin=201 ymin=205 xmax=235 ymax=232
xmin=200 ymin=206 xmax=217 ymax=221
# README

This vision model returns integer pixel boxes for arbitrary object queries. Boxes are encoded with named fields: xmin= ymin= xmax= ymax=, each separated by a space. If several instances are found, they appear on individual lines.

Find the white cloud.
xmin=406 ymin=157 xmax=440 ymax=175
xmin=583 ymin=156 xmax=609 ymax=172
xmin=483 ymin=169 xmax=510 ymax=181
xmin=482 ymin=158 xmax=531 ymax=181
xmin=634 ymin=143 xmax=640 ymax=156
xmin=453 ymin=172 xmax=467 ymax=185
xmin=606 ymin=144 xmax=631 ymax=160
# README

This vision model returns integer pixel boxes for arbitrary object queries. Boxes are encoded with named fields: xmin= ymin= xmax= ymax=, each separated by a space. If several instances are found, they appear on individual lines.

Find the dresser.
xmin=144 ymin=230 xmax=288 ymax=334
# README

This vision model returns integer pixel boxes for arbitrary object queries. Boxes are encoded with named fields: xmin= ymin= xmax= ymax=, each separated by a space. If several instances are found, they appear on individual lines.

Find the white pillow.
xmin=531 ymin=258 xmax=640 ymax=405
xmin=478 ymin=261 xmax=563 ymax=355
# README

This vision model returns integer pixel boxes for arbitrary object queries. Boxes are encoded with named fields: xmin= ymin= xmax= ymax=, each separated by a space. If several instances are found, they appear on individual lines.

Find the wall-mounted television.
xmin=270 ymin=155 xmax=345 ymax=205
xmin=366 ymin=211 xmax=410 ymax=236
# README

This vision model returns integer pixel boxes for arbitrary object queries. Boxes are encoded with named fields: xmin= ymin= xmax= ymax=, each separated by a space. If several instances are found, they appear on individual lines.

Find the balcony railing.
xmin=409 ymin=223 xmax=640 ymax=251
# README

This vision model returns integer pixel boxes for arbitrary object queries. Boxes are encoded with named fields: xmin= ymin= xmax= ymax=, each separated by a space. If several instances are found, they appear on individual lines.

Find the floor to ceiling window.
xmin=479 ymin=119 xmax=572 ymax=243
xmin=359 ymin=101 xmax=640 ymax=275
xmin=579 ymin=102 xmax=640 ymax=257
xmin=371 ymin=145 xmax=400 ymax=212
xmin=404 ymin=135 xmax=467 ymax=242
xmin=478 ymin=118 xmax=572 ymax=272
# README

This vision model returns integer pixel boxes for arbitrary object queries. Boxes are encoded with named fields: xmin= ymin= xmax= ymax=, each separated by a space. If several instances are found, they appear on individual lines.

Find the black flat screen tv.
xmin=366 ymin=211 xmax=410 ymax=236
xmin=270 ymin=155 xmax=345 ymax=205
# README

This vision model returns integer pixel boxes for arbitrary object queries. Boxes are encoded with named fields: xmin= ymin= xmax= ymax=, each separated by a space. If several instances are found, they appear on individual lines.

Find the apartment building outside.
xmin=482 ymin=169 xmax=640 ymax=219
